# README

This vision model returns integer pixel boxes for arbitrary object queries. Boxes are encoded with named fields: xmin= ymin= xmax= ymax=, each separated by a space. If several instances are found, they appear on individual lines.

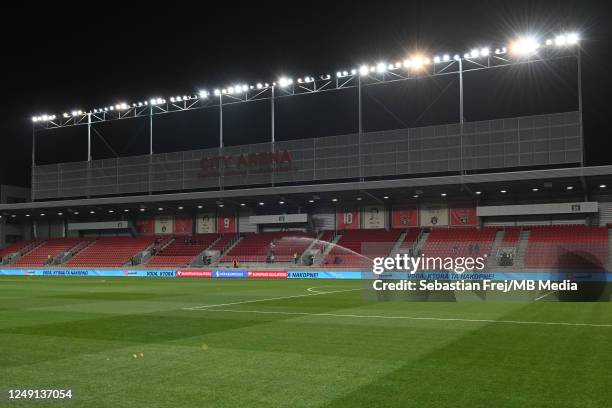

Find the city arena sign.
xmin=198 ymin=149 xmax=294 ymax=177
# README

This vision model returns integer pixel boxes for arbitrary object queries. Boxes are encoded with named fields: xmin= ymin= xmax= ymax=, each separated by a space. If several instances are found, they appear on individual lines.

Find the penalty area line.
xmin=187 ymin=308 xmax=612 ymax=328
xmin=183 ymin=288 xmax=360 ymax=310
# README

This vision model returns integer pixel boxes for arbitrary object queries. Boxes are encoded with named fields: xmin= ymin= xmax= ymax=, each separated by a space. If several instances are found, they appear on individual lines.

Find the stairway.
xmin=514 ymin=230 xmax=531 ymax=270
xmin=487 ymin=230 xmax=506 ymax=269
xmin=388 ymin=231 xmax=407 ymax=258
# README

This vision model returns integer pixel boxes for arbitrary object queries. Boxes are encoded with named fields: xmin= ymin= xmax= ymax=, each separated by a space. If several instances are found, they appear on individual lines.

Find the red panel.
xmin=450 ymin=208 xmax=478 ymax=226
xmin=336 ymin=208 xmax=360 ymax=230
xmin=136 ymin=219 xmax=155 ymax=235
xmin=248 ymin=271 xmax=288 ymax=279
xmin=174 ymin=217 xmax=193 ymax=235
xmin=392 ymin=207 xmax=418 ymax=228
xmin=217 ymin=213 xmax=237 ymax=233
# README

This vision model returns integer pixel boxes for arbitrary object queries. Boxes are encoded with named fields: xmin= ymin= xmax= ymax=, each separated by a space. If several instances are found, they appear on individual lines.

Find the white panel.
xmin=196 ymin=213 xmax=216 ymax=233
xmin=599 ymin=201 xmax=612 ymax=226
xmin=478 ymin=202 xmax=598 ymax=217
xmin=312 ymin=208 xmax=335 ymax=231
xmin=68 ymin=221 xmax=129 ymax=231
xmin=154 ymin=216 xmax=174 ymax=234
xmin=249 ymin=214 xmax=308 ymax=224
xmin=362 ymin=205 xmax=385 ymax=229
xmin=239 ymin=208 xmax=256 ymax=233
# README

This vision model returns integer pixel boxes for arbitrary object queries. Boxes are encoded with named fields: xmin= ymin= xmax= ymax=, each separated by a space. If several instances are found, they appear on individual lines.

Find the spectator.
xmin=293 ymin=252 xmax=299 ymax=264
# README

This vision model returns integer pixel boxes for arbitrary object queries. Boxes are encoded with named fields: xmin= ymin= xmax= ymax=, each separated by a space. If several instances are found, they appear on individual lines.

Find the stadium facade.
xmin=2 ymin=32 xmax=610 ymax=284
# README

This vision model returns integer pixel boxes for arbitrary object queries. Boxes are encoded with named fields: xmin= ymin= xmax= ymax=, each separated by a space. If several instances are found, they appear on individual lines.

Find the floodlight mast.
xmin=30 ymin=32 xmax=582 ymax=175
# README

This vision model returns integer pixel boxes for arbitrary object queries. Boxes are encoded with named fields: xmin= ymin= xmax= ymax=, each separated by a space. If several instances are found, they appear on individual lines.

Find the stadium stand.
xmin=210 ymin=234 xmax=237 ymax=254
xmin=502 ymin=227 xmax=521 ymax=246
xmin=65 ymin=236 xmax=154 ymax=267
xmin=421 ymin=227 xmax=497 ymax=268
xmin=523 ymin=225 xmax=608 ymax=269
xmin=400 ymin=228 xmax=421 ymax=249
xmin=13 ymin=238 xmax=83 ymax=267
xmin=147 ymin=234 xmax=218 ymax=267
xmin=323 ymin=229 xmax=401 ymax=267
xmin=221 ymin=231 xmax=315 ymax=263
xmin=0 ymin=240 xmax=33 ymax=259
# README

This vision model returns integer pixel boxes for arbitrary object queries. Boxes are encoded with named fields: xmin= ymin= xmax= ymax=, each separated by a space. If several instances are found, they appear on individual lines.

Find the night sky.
xmin=2 ymin=1 xmax=611 ymax=187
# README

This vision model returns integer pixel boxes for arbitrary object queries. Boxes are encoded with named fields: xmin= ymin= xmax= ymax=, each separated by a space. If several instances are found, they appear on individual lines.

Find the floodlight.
xmin=470 ymin=49 xmax=480 ymax=58
xmin=453 ymin=54 xmax=460 ymax=61
xmin=433 ymin=56 xmax=441 ymax=63
xmin=32 ymin=116 xmax=38 ymax=122
xmin=214 ymin=89 xmax=221 ymax=96
xmin=555 ymin=34 xmax=567 ymax=46
xmin=510 ymin=37 xmax=540 ymax=56
xmin=442 ymin=54 xmax=450 ymax=62
xmin=256 ymin=83 xmax=263 ymax=89
xmin=376 ymin=62 xmax=386 ymax=73
xmin=359 ymin=65 xmax=369 ymax=76
xmin=278 ymin=77 xmax=292 ymax=87
xmin=411 ymin=56 xmax=424 ymax=69
xmin=545 ymin=39 xmax=553 ymax=46
xmin=71 ymin=110 xmax=78 ymax=116
xmin=480 ymin=47 xmax=490 ymax=56
xmin=441 ymin=193 xmax=447 ymax=197
xmin=567 ymin=32 xmax=579 ymax=44
xmin=336 ymin=71 xmax=342 ymax=78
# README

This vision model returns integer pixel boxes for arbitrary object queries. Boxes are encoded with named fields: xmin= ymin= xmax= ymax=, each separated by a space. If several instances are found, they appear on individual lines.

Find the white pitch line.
xmin=535 ymin=291 xmax=555 ymax=301
xmin=183 ymin=288 xmax=360 ymax=310
xmin=188 ymin=308 xmax=612 ymax=328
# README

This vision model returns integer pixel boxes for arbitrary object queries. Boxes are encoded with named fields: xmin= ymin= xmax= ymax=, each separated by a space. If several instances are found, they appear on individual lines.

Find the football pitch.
xmin=1 ymin=276 xmax=611 ymax=407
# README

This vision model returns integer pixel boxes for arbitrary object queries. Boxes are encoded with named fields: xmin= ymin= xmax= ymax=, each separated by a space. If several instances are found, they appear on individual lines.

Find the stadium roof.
xmin=2 ymin=164 xmax=611 ymax=216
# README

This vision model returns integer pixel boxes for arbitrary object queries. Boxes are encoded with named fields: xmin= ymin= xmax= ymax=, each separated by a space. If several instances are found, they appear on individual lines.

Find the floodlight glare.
xmin=555 ymin=34 xmax=567 ymax=46
xmin=433 ymin=56 xmax=441 ymax=63
xmin=481 ymin=47 xmax=490 ymax=56
xmin=359 ymin=65 xmax=369 ymax=76
xmin=213 ymin=89 xmax=221 ymax=96
xmin=471 ymin=49 xmax=480 ymax=58
xmin=510 ymin=37 xmax=540 ymax=56
xmin=278 ymin=77 xmax=292 ymax=87
xmin=376 ymin=62 xmax=387 ymax=73
xmin=567 ymin=32 xmax=579 ymax=44
xmin=442 ymin=54 xmax=450 ymax=62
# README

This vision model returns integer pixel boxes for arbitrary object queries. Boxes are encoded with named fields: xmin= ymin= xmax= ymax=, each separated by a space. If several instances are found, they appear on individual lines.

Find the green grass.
xmin=0 ymin=276 xmax=611 ymax=407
